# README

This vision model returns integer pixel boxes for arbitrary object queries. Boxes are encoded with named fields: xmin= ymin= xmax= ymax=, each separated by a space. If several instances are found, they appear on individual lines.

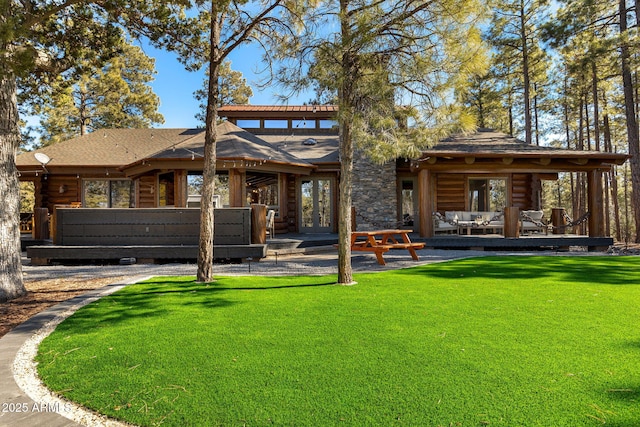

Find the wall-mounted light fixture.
xmin=59 ymin=184 xmax=67 ymax=194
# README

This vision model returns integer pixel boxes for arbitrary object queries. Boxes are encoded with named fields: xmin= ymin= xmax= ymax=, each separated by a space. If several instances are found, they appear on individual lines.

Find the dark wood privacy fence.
xmin=53 ymin=207 xmax=254 ymax=245
xmin=28 ymin=206 xmax=267 ymax=265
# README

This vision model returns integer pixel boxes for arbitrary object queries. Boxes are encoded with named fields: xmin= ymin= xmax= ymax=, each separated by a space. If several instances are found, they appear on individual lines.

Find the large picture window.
xmin=469 ymin=178 xmax=507 ymax=212
xmin=83 ymin=180 xmax=134 ymax=208
xmin=186 ymin=172 xmax=229 ymax=208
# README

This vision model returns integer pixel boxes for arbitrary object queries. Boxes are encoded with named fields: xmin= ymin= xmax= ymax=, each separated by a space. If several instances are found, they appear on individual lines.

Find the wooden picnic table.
xmin=349 ymin=229 xmax=425 ymax=265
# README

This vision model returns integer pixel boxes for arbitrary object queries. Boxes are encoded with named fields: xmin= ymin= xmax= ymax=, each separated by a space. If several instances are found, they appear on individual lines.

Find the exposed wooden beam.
xmin=419 ymin=159 xmax=618 ymax=173
xmin=536 ymin=158 xmax=551 ymax=166
xmin=569 ymin=158 xmax=589 ymax=165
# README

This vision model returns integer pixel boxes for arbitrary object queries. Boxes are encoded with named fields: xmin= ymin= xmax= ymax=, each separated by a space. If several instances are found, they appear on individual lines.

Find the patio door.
xmin=299 ymin=177 xmax=333 ymax=233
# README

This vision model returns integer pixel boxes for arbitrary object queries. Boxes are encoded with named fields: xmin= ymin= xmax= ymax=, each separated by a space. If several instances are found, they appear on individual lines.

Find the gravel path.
xmin=21 ymin=247 xmax=588 ymax=282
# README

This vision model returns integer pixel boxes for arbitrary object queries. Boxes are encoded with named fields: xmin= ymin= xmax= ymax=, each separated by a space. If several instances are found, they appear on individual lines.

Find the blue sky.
xmin=144 ymin=43 xmax=311 ymax=129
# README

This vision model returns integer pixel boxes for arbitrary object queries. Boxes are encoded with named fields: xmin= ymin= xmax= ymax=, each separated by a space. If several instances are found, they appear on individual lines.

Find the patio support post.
xmin=175 ymin=170 xmax=187 ymax=207
xmin=504 ymin=206 xmax=520 ymax=238
xmin=251 ymin=204 xmax=267 ymax=244
xmin=229 ymin=168 xmax=246 ymax=207
xmin=587 ymin=169 xmax=605 ymax=237
xmin=418 ymin=169 xmax=432 ymax=237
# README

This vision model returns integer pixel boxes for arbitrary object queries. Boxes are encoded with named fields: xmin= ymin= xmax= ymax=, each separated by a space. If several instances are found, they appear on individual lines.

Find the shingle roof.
xmin=17 ymin=128 xmax=201 ymax=167
xmin=17 ymin=123 xmax=316 ymax=171
xmin=425 ymin=129 xmax=628 ymax=162
xmin=144 ymin=121 xmax=314 ymax=168
xmin=258 ymin=134 xmax=339 ymax=163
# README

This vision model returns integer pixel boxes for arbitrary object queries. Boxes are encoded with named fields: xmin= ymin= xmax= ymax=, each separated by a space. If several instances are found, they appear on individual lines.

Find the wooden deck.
xmin=22 ymin=233 xmax=614 ymax=266
xmin=422 ymin=234 xmax=613 ymax=251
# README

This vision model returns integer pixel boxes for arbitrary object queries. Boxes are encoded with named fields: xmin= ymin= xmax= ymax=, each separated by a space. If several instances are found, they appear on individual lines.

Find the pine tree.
xmin=278 ymin=0 xmax=487 ymax=283
xmin=29 ymin=39 xmax=164 ymax=146
xmin=194 ymin=61 xmax=253 ymax=125
xmin=488 ymin=0 xmax=551 ymax=144
xmin=154 ymin=1 xmax=307 ymax=283
xmin=1 ymin=0 xmax=190 ymax=302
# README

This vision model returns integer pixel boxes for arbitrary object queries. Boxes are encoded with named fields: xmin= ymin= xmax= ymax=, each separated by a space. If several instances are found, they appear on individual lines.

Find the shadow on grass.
xmin=135 ymin=277 xmax=338 ymax=292
xmin=603 ymin=385 xmax=640 ymax=402
xmin=391 ymin=256 xmax=640 ymax=286
xmin=55 ymin=277 xmax=338 ymax=334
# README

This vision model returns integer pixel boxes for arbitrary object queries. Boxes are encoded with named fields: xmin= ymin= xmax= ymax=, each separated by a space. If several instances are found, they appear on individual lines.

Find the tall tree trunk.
xmin=620 ymin=0 xmax=640 ymax=242
xmin=534 ymin=83 xmax=540 ymax=146
xmin=197 ymin=4 xmax=222 ymax=282
xmin=604 ymin=170 xmax=611 ymax=237
xmin=584 ymin=92 xmax=592 ymax=151
xmin=79 ymin=89 xmax=89 ymax=136
xmin=603 ymin=104 xmax=622 ymax=241
xmin=624 ymin=163 xmax=631 ymax=243
xmin=0 ymin=63 xmax=27 ymax=302
xmin=591 ymin=61 xmax=600 ymax=151
xmin=520 ymin=0 xmax=532 ymax=144
xmin=337 ymin=0 xmax=354 ymax=285
xmin=611 ymin=167 xmax=621 ymax=241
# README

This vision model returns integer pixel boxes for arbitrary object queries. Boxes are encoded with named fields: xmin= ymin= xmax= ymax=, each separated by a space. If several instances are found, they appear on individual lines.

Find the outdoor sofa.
xmin=433 ymin=211 xmax=504 ymax=235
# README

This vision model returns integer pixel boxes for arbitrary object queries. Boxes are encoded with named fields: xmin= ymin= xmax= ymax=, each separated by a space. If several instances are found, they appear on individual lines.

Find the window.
xmin=246 ymin=172 xmax=279 ymax=215
xmin=469 ymin=178 xmax=506 ymax=212
xmin=319 ymin=119 xmax=337 ymax=129
xmin=83 ymin=180 xmax=134 ymax=208
xmin=263 ymin=119 xmax=289 ymax=129
xmin=187 ymin=172 xmax=229 ymax=208
xmin=236 ymin=119 xmax=260 ymax=128
xmin=158 ymin=172 xmax=175 ymax=206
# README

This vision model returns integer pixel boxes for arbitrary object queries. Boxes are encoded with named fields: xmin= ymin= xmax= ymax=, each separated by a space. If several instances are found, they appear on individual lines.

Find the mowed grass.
xmin=36 ymin=256 xmax=640 ymax=426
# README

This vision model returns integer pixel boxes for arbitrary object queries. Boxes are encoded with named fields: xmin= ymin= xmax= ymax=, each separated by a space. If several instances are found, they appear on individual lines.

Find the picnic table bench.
xmin=347 ymin=229 xmax=425 ymax=265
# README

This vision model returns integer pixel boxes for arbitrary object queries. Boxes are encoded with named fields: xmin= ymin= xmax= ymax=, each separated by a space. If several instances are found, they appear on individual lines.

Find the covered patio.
xmin=411 ymin=129 xmax=628 ymax=243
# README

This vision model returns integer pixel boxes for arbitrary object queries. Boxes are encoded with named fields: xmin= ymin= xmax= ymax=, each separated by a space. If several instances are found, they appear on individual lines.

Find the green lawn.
xmin=36 ymin=256 xmax=640 ymax=426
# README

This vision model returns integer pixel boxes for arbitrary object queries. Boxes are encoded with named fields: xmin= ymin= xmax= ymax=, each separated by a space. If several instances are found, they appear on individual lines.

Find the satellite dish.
xmin=34 ymin=153 xmax=51 ymax=165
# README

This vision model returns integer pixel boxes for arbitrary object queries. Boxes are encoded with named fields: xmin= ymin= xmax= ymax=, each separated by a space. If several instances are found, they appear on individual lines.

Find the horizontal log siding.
xmin=511 ymin=173 xmax=532 ymax=209
xmin=137 ymin=175 xmax=156 ymax=207
xmin=45 ymin=176 xmax=81 ymax=208
xmin=435 ymin=174 xmax=466 ymax=212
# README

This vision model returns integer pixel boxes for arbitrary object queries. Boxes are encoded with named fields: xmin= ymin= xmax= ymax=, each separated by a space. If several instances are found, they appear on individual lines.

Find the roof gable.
xmin=144 ymin=121 xmax=313 ymax=168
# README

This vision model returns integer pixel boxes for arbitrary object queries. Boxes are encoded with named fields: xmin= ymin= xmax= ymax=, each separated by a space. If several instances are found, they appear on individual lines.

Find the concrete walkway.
xmin=1 ymin=248 xmax=598 ymax=426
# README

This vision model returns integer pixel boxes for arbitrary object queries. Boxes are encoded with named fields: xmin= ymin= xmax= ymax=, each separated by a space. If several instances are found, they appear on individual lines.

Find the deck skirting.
xmin=27 ymin=244 xmax=267 ymax=266
xmin=423 ymin=235 xmax=613 ymax=251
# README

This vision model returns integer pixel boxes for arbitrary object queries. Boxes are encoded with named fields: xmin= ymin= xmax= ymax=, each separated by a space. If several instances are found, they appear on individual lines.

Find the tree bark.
xmin=619 ymin=0 xmax=640 ymax=242
xmin=337 ymin=0 xmax=354 ymax=285
xmin=604 ymin=107 xmax=622 ymax=241
xmin=591 ymin=61 xmax=600 ymax=151
xmin=0 ymin=64 xmax=27 ymax=302
xmin=520 ymin=0 xmax=532 ymax=145
xmin=197 ymin=4 xmax=222 ymax=282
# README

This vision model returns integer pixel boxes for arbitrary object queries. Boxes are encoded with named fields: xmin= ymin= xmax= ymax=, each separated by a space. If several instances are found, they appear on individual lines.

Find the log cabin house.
xmin=17 ymin=105 xmax=628 ymax=245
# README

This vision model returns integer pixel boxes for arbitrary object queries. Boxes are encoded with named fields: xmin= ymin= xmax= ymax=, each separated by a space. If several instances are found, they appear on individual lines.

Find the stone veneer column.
xmin=351 ymin=152 xmax=398 ymax=230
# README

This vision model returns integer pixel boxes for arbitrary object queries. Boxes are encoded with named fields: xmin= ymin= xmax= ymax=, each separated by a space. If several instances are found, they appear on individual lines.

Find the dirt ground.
xmin=0 ymin=276 xmax=128 ymax=339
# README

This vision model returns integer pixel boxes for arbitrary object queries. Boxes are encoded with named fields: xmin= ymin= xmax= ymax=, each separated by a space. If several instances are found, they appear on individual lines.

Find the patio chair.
xmin=266 ymin=209 xmax=275 ymax=238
